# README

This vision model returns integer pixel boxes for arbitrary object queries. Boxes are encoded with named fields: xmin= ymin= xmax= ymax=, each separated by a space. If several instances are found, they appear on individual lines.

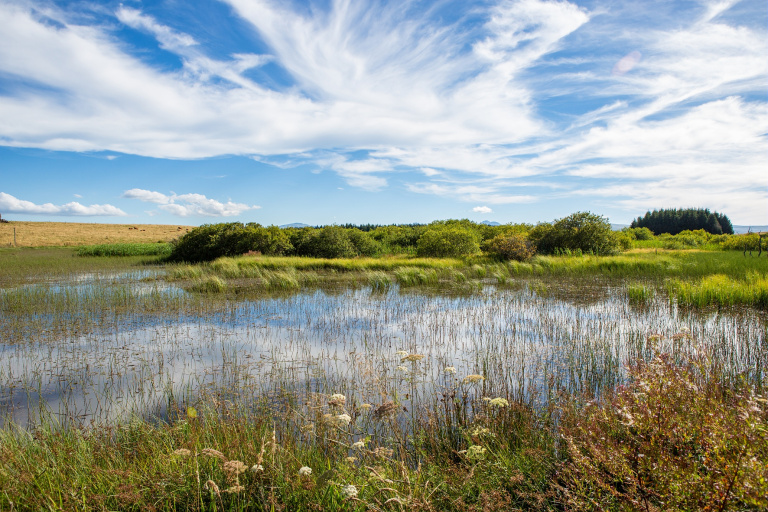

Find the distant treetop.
xmin=630 ymin=208 xmax=733 ymax=235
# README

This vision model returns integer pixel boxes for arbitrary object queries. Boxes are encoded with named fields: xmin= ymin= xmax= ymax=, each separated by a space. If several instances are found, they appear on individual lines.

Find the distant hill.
xmin=279 ymin=223 xmax=311 ymax=228
xmin=481 ymin=220 xmax=500 ymax=226
xmin=611 ymin=224 xmax=630 ymax=231
xmin=733 ymin=225 xmax=768 ymax=234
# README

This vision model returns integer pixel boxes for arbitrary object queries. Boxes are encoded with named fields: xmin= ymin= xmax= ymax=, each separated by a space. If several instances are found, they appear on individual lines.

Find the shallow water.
xmin=1 ymin=274 xmax=766 ymax=427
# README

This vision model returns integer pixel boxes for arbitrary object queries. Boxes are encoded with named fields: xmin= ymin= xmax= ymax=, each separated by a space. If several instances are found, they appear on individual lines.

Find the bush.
xmin=483 ymin=232 xmax=535 ymax=261
xmin=346 ymin=229 xmax=382 ymax=256
xmin=558 ymin=351 xmax=768 ymax=510
xmin=529 ymin=212 xmax=619 ymax=255
xmin=624 ymin=227 xmax=655 ymax=241
xmin=720 ymin=233 xmax=763 ymax=251
xmin=237 ymin=224 xmax=293 ymax=256
xmin=295 ymin=226 xmax=357 ymax=259
xmin=416 ymin=226 xmax=480 ymax=258
xmin=169 ymin=223 xmax=245 ymax=262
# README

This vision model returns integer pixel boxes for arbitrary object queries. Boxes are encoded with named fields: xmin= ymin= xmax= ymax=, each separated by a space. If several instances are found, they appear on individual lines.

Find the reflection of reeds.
xmin=1 ymin=248 xmax=767 ymax=509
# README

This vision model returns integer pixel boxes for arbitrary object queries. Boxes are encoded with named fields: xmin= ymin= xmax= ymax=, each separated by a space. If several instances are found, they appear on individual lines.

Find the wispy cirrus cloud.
xmin=0 ymin=192 xmax=126 ymax=216
xmin=0 ymin=0 xmax=765 ymax=222
xmin=122 ymin=189 xmax=259 ymax=217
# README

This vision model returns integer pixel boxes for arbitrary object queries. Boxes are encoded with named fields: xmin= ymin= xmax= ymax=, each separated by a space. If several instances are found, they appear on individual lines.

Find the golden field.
xmin=0 ymin=221 xmax=193 ymax=247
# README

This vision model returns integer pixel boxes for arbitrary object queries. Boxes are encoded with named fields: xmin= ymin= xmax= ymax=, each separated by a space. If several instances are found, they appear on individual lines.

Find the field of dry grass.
xmin=0 ymin=221 xmax=192 ymax=247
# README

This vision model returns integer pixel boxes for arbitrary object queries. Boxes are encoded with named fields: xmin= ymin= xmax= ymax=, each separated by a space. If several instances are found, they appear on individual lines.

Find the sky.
xmin=0 ymin=0 xmax=766 ymax=227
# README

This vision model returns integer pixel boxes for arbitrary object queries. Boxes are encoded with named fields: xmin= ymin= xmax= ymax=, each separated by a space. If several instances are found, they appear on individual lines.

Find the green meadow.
xmin=0 ymin=231 xmax=767 ymax=511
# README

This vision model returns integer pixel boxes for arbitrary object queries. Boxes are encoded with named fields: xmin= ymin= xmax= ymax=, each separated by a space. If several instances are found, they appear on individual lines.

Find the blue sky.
xmin=0 ymin=0 xmax=766 ymax=226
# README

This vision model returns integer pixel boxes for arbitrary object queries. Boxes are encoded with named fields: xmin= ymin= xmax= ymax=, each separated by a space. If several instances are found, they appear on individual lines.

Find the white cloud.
xmin=122 ymin=189 xmax=259 ymax=217
xmin=0 ymin=1 xmax=765 ymax=222
xmin=0 ymin=192 xmax=126 ymax=216
xmin=473 ymin=206 xmax=493 ymax=214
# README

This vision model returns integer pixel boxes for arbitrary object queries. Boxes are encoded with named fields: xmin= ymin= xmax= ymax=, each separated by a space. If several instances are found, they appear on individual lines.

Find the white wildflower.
xmin=251 ymin=464 xmax=264 ymax=473
xmin=352 ymin=440 xmax=366 ymax=450
xmin=395 ymin=350 xmax=409 ymax=358
xmin=336 ymin=413 xmax=352 ymax=426
xmin=444 ymin=366 xmax=457 ymax=374
xmin=330 ymin=393 xmax=346 ymax=403
xmin=342 ymin=484 xmax=358 ymax=499
xmin=396 ymin=365 xmax=409 ymax=373
xmin=298 ymin=466 xmax=312 ymax=476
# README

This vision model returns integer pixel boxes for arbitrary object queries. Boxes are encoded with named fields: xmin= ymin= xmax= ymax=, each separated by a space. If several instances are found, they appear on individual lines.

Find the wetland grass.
xmin=1 ymin=248 xmax=767 ymax=510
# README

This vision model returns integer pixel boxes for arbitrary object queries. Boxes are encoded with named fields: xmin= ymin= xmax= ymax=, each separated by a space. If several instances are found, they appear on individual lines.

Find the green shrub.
xmin=237 ymin=224 xmax=293 ymax=256
xmin=416 ymin=226 xmax=480 ymax=258
xmin=720 ymin=233 xmax=763 ymax=251
xmin=529 ymin=212 xmax=619 ymax=255
xmin=624 ymin=227 xmax=655 ymax=241
xmin=484 ymin=232 xmax=535 ymax=261
xmin=346 ymin=229 xmax=382 ymax=256
xmin=294 ymin=226 xmax=357 ymax=259
xmin=558 ymin=352 xmax=768 ymax=510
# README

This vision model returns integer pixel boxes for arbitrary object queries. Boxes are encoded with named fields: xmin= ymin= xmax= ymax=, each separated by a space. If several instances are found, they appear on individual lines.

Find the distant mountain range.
xmin=480 ymin=220 xmax=500 ymax=226
xmin=279 ymin=223 xmax=311 ymax=228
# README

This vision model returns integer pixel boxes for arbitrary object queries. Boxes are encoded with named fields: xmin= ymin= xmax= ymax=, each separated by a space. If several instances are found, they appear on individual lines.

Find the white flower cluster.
xmin=298 ymin=466 xmax=312 ymax=476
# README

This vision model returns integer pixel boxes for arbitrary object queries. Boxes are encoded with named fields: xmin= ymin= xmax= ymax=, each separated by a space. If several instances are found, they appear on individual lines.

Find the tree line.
xmin=169 ymin=212 xmax=626 ymax=263
xmin=631 ymin=208 xmax=733 ymax=235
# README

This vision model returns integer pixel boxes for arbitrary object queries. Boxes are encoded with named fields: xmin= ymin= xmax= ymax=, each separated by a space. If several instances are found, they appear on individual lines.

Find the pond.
xmin=1 ymin=273 xmax=766 ymax=427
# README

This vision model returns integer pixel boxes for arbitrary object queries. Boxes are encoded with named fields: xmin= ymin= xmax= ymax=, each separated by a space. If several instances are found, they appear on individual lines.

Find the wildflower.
xmin=223 ymin=460 xmax=247 ymax=476
xmin=360 ymin=403 xmax=372 ymax=410
xmin=463 ymin=374 xmax=484 ymax=384
xmin=488 ymin=397 xmax=509 ymax=408
xmin=352 ymin=440 xmax=366 ymax=450
xmin=444 ymin=366 xmax=457 ymax=374
xmin=401 ymin=353 xmax=424 ymax=362
xmin=346 ymin=456 xmax=357 ymax=463
xmin=330 ymin=393 xmax=346 ymax=402
xmin=469 ymin=426 xmax=492 ymax=437
xmin=342 ymin=484 xmax=359 ymax=499
xmin=172 ymin=448 xmax=192 ymax=457
xmin=374 ymin=447 xmax=394 ymax=459
xmin=251 ymin=464 xmax=264 ymax=473
xmin=466 ymin=445 xmax=486 ymax=461
xmin=336 ymin=413 xmax=352 ymax=426
xmin=201 ymin=448 xmax=227 ymax=461
xmin=299 ymin=466 xmax=312 ymax=476
xmin=225 ymin=485 xmax=244 ymax=494
xmin=205 ymin=480 xmax=220 ymax=494
xmin=395 ymin=350 xmax=409 ymax=357
xmin=373 ymin=401 xmax=397 ymax=419
xmin=396 ymin=365 xmax=409 ymax=373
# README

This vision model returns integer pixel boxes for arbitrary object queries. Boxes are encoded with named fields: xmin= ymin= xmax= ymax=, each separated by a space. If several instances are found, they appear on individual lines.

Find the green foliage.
xmin=75 ymin=242 xmax=173 ymax=257
xmin=416 ymin=226 xmax=480 ymax=258
xmin=189 ymin=275 xmax=227 ymax=293
xmin=529 ymin=212 xmax=619 ymax=255
xmin=483 ymin=232 xmax=535 ymax=261
xmin=558 ymin=352 xmax=768 ymax=511
xmin=294 ymin=225 xmax=357 ymax=258
xmin=719 ymin=233 xmax=765 ymax=252
xmin=170 ymin=223 xmax=294 ymax=262
xmin=623 ymin=226 xmax=655 ymax=240
xmin=632 ymin=207 xmax=734 ymax=235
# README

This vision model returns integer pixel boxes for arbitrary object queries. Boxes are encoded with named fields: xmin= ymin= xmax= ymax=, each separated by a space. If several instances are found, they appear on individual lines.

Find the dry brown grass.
xmin=0 ymin=221 xmax=193 ymax=247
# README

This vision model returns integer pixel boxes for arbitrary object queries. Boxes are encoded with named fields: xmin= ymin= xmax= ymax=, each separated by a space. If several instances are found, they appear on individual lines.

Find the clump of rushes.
xmin=667 ymin=272 xmax=768 ymax=309
xmin=627 ymin=282 xmax=655 ymax=303
xmin=190 ymin=275 xmax=227 ymax=293
xmin=557 ymin=351 xmax=768 ymax=511
xmin=76 ymin=243 xmax=173 ymax=258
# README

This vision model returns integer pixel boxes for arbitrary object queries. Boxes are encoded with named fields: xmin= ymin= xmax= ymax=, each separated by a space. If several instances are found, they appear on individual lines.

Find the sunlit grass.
xmin=668 ymin=272 xmax=768 ymax=308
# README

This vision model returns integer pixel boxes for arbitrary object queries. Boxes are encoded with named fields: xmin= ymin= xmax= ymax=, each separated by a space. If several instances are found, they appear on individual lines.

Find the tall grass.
xmin=76 ymin=243 xmax=172 ymax=257
xmin=668 ymin=273 xmax=768 ymax=308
